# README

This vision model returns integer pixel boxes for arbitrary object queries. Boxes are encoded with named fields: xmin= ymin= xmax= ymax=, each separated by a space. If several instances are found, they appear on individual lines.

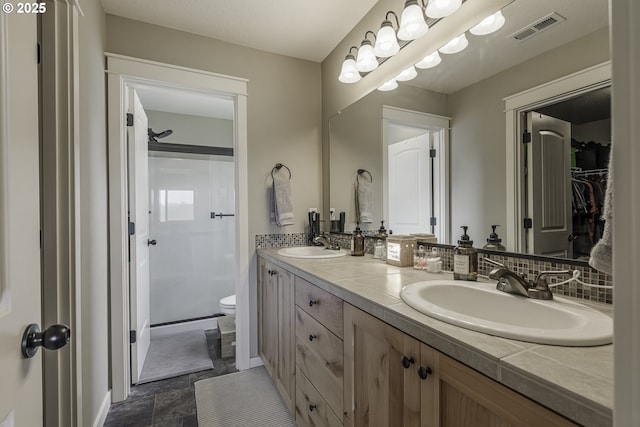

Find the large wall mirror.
xmin=328 ymin=0 xmax=610 ymax=261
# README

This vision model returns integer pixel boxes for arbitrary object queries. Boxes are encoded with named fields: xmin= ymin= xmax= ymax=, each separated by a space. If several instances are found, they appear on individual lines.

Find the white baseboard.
xmin=93 ymin=391 xmax=111 ymax=427
xmin=150 ymin=317 xmax=219 ymax=339
xmin=250 ymin=356 xmax=264 ymax=369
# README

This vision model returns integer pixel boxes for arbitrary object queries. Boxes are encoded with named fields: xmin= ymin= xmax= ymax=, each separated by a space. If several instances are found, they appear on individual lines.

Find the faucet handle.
xmin=534 ymin=270 xmax=572 ymax=287
xmin=484 ymin=258 xmax=505 ymax=268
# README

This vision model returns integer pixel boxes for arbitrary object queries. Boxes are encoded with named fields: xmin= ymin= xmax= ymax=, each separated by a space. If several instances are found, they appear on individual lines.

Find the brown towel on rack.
xmin=270 ymin=169 xmax=295 ymax=227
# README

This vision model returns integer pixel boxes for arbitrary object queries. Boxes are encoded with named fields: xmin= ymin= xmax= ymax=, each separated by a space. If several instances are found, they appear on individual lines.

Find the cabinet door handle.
xmin=309 ymin=299 xmax=319 ymax=307
xmin=401 ymin=355 xmax=415 ymax=369
xmin=417 ymin=366 xmax=432 ymax=380
xmin=309 ymin=404 xmax=317 ymax=412
xmin=268 ymin=269 xmax=277 ymax=276
xmin=309 ymin=334 xmax=318 ymax=342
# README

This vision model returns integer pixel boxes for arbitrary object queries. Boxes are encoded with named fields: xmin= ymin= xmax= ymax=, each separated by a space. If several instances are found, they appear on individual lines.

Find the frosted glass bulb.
xmin=425 ymin=0 xmax=461 ymax=18
xmin=396 ymin=66 xmax=417 ymax=82
xmin=398 ymin=2 xmax=429 ymax=41
xmin=356 ymin=41 xmax=378 ymax=72
xmin=439 ymin=33 xmax=468 ymax=54
xmin=374 ymin=23 xmax=400 ymax=57
xmin=338 ymin=56 xmax=361 ymax=83
xmin=377 ymin=79 xmax=398 ymax=91
xmin=415 ymin=51 xmax=442 ymax=69
xmin=470 ymin=11 xmax=506 ymax=35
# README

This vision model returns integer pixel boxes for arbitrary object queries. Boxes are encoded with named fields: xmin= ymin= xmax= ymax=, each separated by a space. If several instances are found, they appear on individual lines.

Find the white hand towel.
xmin=355 ymin=176 xmax=373 ymax=224
xmin=271 ymin=171 xmax=295 ymax=227
xmin=589 ymin=152 xmax=612 ymax=274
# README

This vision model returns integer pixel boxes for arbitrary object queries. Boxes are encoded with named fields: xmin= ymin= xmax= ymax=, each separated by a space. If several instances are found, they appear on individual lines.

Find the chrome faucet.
xmin=312 ymin=232 xmax=341 ymax=251
xmin=485 ymin=258 xmax=572 ymax=300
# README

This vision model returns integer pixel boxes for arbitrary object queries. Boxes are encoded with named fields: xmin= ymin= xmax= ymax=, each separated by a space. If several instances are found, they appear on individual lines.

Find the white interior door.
xmin=0 ymin=13 xmax=44 ymax=427
xmin=527 ymin=112 xmax=572 ymax=257
xmin=128 ymin=88 xmax=151 ymax=383
xmin=388 ymin=134 xmax=432 ymax=235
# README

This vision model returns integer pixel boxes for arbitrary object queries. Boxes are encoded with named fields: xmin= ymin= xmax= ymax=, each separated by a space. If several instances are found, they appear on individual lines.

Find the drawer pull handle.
xmin=309 ymin=299 xmax=319 ymax=307
xmin=309 ymin=334 xmax=318 ymax=342
xmin=417 ymin=366 xmax=432 ymax=380
xmin=401 ymin=355 xmax=415 ymax=369
xmin=268 ymin=270 xmax=277 ymax=276
xmin=309 ymin=404 xmax=317 ymax=412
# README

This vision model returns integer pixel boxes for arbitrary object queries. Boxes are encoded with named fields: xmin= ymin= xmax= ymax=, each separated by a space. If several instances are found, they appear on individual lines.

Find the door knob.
xmin=417 ymin=366 xmax=432 ymax=380
xmin=401 ymin=355 xmax=415 ymax=369
xmin=147 ymin=239 xmax=157 ymax=246
xmin=21 ymin=323 xmax=71 ymax=358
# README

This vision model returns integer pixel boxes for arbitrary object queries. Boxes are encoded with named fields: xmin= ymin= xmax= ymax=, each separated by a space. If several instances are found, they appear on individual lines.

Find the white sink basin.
xmin=277 ymin=246 xmax=347 ymax=259
xmin=400 ymin=280 xmax=612 ymax=346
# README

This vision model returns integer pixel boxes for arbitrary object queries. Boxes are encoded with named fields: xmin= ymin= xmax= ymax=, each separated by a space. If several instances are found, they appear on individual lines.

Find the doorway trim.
xmin=382 ymin=106 xmax=450 ymax=243
xmin=106 ymin=54 xmax=249 ymax=402
xmin=503 ymin=61 xmax=611 ymax=253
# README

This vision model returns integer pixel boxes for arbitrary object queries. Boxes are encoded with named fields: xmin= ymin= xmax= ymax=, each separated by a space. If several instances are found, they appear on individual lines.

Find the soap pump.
xmin=453 ymin=226 xmax=478 ymax=281
xmin=351 ymin=222 xmax=365 ymax=256
xmin=483 ymin=225 xmax=506 ymax=251
xmin=374 ymin=221 xmax=388 ymax=260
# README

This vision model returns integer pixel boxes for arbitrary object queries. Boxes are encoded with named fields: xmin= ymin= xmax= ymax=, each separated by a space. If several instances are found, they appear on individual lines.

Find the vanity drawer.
xmin=295 ymin=276 xmax=344 ymax=339
xmin=295 ymin=366 xmax=342 ymax=427
xmin=296 ymin=306 xmax=343 ymax=419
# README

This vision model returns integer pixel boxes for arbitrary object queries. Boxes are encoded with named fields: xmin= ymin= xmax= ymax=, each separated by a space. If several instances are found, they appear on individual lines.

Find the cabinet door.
xmin=258 ymin=258 xmax=279 ymax=378
xmin=344 ymin=303 xmax=421 ymax=427
xmin=435 ymin=351 xmax=576 ymax=427
xmin=277 ymin=266 xmax=296 ymax=412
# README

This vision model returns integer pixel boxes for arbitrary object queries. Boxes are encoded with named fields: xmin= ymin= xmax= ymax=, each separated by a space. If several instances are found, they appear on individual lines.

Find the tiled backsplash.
xmin=255 ymin=233 xmax=613 ymax=305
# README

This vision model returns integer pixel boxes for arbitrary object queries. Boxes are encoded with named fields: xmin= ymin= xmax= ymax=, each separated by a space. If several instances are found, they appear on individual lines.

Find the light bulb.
xmin=356 ymin=40 xmax=378 ymax=72
xmin=439 ymin=33 xmax=468 ymax=54
xmin=396 ymin=66 xmax=418 ymax=82
xmin=377 ymin=79 xmax=398 ymax=92
xmin=338 ymin=55 xmax=361 ymax=83
xmin=398 ymin=1 xmax=429 ymax=41
xmin=374 ymin=21 xmax=400 ymax=57
xmin=470 ymin=11 xmax=506 ymax=35
xmin=415 ymin=51 xmax=442 ymax=69
xmin=425 ymin=0 xmax=461 ymax=19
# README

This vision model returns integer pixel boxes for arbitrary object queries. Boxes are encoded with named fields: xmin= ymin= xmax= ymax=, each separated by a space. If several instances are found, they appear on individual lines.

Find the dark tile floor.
xmin=104 ymin=328 xmax=237 ymax=427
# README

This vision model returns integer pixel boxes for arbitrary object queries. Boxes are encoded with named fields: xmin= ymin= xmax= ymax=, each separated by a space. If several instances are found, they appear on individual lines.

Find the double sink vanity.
xmin=258 ymin=247 xmax=613 ymax=427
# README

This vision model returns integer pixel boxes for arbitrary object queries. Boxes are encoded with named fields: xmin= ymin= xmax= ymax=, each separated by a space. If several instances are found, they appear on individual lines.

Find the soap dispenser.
xmin=374 ymin=221 xmax=388 ymax=260
xmin=483 ymin=225 xmax=506 ymax=251
xmin=351 ymin=222 xmax=365 ymax=256
xmin=453 ymin=226 xmax=478 ymax=281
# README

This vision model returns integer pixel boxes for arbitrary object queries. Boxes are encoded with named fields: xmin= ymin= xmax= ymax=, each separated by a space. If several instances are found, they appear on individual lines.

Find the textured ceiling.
xmin=100 ymin=0 xmax=379 ymax=62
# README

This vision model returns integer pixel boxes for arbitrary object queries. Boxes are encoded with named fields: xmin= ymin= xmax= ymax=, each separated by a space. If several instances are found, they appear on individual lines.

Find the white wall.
xmin=106 ymin=15 xmax=323 ymax=357
xmin=446 ymin=28 xmax=610 ymax=246
xmin=77 ymin=0 xmax=110 ymax=424
xmin=146 ymin=110 xmax=233 ymax=148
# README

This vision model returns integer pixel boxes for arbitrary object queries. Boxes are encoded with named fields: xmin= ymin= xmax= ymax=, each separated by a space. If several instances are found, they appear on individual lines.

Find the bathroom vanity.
xmin=257 ymin=249 xmax=613 ymax=427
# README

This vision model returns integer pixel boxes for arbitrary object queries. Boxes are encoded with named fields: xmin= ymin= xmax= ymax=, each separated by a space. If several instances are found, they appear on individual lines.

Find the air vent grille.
xmin=510 ymin=12 xmax=566 ymax=42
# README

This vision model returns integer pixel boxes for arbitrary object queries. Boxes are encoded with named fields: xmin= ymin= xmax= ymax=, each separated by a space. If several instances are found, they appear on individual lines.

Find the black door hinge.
xmin=37 ymin=43 xmax=41 ymax=65
xmin=523 ymin=131 xmax=531 ymax=144
xmin=126 ymin=113 xmax=134 ymax=127
xmin=129 ymin=330 xmax=136 ymax=344
xmin=429 ymin=148 xmax=437 ymax=158
xmin=128 ymin=221 xmax=135 ymax=236
xmin=430 ymin=217 xmax=437 ymax=226
xmin=524 ymin=218 xmax=533 ymax=229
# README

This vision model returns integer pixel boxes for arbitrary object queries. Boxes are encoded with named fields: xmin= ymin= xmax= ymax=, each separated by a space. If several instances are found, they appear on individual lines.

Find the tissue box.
xmin=386 ymin=235 xmax=418 ymax=267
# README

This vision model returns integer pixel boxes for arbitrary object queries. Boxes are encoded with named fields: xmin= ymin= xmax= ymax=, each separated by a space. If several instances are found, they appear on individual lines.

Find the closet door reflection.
xmin=149 ymin=153 xmax=235 ymax=325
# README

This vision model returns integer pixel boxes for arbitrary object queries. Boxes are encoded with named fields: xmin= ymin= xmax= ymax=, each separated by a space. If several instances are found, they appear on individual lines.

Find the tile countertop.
xmin=257 ymin=248 xmax=613 ymax=427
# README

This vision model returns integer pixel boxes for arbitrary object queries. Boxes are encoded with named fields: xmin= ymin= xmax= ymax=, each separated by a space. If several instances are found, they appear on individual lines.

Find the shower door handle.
xmin=147 ymin=239 xmax=157 ymax=246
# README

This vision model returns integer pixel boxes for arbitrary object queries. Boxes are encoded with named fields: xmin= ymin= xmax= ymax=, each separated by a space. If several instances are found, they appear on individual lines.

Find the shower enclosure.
xmin=148 ymin=152 xmax=235 ymax=325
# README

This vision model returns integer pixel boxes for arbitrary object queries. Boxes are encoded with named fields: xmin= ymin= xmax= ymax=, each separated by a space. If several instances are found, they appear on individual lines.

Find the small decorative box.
xmin=386 ymin=235 xmax=418 ymax=267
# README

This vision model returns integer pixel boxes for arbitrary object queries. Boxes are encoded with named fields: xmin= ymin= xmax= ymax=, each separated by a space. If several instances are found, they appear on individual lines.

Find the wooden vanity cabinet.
xmin=257 ymin=258 xmax=295 ymax=413
xmin=344 ymin=303 xmax=577 ymax=427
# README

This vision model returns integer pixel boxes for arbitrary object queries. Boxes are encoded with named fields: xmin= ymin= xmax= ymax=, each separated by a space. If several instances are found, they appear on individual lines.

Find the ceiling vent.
xmin=509 ymin=12 xmax=566 ymax=42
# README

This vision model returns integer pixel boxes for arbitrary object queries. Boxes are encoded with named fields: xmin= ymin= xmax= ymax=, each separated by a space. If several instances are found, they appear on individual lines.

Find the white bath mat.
xmin=195 ymin=366 xmax=296 ymax=427
xmin=138 ymin=329 xmax=213 ymax=384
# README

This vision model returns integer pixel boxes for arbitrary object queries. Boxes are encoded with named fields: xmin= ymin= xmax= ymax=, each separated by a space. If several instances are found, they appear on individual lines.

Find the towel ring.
xmin=272 ymin=163 xmax=292 ymax=180
xmin=357 ymin=169 xmax=372 ymax=183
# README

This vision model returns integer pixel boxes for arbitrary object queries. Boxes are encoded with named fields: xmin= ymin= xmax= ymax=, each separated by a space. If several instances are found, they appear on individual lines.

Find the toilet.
xmin=219 ymin=294 xmax=236 ymax=318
